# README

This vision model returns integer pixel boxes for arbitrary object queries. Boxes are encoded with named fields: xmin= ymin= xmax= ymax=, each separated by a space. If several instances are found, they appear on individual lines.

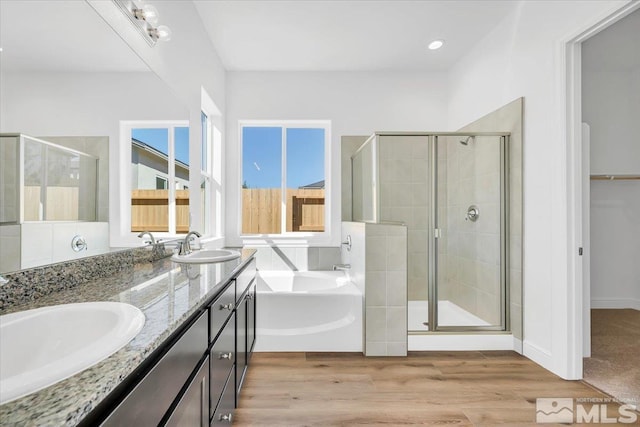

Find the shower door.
xmin=429 ymin=135 xmax=507 ymax=331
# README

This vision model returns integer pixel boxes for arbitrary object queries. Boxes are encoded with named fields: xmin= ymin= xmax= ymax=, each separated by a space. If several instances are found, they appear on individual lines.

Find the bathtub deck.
xmin=235 ymin=352 xmax=632 ymax=426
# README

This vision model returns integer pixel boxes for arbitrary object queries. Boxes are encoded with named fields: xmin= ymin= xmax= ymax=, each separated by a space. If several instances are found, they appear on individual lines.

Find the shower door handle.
xmin=465 ymin=205 xmax=479 ymax=222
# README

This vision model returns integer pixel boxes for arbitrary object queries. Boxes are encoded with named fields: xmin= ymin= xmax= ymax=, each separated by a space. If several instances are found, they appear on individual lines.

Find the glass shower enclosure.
xmin=352 ymin=132 xmax=509 ymax=332
xmin=0 ymin=133 xmax=99 ymax=224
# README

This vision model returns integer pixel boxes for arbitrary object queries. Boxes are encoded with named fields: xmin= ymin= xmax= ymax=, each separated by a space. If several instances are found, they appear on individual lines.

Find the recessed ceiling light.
xmin=428 ymin=40 xmax=444 ymax=50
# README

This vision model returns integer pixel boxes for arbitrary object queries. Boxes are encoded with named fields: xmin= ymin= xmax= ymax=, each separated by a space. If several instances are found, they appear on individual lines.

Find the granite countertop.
xmin=0 ymin=248 xmax=256 ymax=427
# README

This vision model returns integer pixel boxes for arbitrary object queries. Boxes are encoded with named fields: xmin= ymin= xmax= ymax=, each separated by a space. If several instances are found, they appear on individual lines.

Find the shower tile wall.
xmin=456 ymin=98 xmax=524 ymax=342
xmin=364 ymin=223 xmax=407 ymax=356
xmin=439 ymin=136 xmax=502 ymax=325
xmin=378 ymin=136 xmax=429 ymax=302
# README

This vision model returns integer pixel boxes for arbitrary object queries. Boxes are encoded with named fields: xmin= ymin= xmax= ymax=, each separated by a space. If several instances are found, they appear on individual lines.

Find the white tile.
xmin=21 ymin=223 xmax=53 ymax=266
xmin=52 ymin=223 xmax=80 ymax=262
xmin=295 ymin=248 xmax=309 ymax=271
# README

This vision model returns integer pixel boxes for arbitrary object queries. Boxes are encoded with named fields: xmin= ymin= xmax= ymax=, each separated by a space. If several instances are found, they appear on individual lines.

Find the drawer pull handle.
xmin=219 ymin=352 xmax=233 ymax=360
xmin=219 ymin=303 xmax=234 ymax=311
xmin=219 ymin=413 xmax=233 ymax=422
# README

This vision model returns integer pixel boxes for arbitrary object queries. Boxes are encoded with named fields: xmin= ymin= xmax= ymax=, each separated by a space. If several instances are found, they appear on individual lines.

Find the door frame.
xmin=564 ymin=1 xmax=639 ymax=379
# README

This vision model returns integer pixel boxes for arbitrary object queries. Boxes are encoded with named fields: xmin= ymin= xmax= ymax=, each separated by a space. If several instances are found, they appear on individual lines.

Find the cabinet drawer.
xmin=210 ymin=312 xmax=235 ymax=418
xmin=164 ymin=355 xmax=209 ymax=427
xmin=209 ymin=282 xmax=235 ymax=343
xmin=210 ymin=371 xmax=235 ymax=425
xmin=235 ymin=258 xmax=256 ymax=302
xmin=102 ymin=311 xmax=208 ymax=426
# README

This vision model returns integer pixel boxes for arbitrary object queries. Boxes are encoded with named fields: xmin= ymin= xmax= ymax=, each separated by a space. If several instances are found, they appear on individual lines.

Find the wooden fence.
xmin=242 ymin=188 xmax=325 ymax=234
xmin=131 ymin=189 xmax=189 ymax=233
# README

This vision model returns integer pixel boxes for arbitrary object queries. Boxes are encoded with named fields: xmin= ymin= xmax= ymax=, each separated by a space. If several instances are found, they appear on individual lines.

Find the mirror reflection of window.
xmin=130 ymin=125 xmax=189 ymax=234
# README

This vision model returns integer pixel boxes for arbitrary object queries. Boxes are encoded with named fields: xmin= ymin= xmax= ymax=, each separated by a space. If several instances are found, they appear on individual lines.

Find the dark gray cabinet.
xmin=101 ymin=312 xmax=208 ymax=426
xmin=164 ymin=355 xmax=209 ymax=427
xmin=209 ymin=312 xmax=235 ymax=420
xmin=96 ymin=256 xmax=256 ymax=427
xmin=247 ymin=281 xmax=256 ymax=357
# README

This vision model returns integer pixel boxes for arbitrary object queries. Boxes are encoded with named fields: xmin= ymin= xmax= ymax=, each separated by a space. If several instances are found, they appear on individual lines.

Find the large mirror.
xmin=0 ymin=0 xmax=189 ymax=274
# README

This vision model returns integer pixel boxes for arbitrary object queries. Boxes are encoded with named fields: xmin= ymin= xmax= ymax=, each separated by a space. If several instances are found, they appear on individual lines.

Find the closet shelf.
xmin=590 ymin=174 xmax=640 ymax=181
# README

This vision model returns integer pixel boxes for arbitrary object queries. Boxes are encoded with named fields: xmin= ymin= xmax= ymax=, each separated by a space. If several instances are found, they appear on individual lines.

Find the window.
xmin=200 ymin=112 xmax=212 ymax=236
xmin=129 ymin=122 xmax=189 ymax=234
xmin=240 ymin=121 xmax=329 ymax=237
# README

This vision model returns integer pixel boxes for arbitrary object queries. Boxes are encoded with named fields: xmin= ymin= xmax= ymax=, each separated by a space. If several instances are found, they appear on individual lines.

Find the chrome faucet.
xmin=178 ymin=231 xmax=202 ymax=256
xmin=332 ymin=264 xmax=351 ymax=271
xmin=137 ymin=231 xmax=156 ymax=245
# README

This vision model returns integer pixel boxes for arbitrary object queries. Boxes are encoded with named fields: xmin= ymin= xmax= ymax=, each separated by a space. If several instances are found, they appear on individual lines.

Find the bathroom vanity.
xmin=0 ymin=249 xmax=256 ymax=426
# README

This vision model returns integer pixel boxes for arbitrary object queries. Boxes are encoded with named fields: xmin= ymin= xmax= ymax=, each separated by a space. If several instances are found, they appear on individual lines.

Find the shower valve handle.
xmin=465 ymin=205 xmax=479 ymax=222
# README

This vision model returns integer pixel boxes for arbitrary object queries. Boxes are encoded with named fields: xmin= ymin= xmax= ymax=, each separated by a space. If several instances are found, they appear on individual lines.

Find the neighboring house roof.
xmin=131 ymin=138 xmax=189 ymax=170
xmin=299 ymin=180 xmax=325 ymax=189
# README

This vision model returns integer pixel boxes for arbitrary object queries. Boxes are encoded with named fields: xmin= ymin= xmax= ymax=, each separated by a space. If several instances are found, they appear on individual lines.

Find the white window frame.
xmin=237 ymin=120 xmax=332 ymax=245
xmin=201 ymin=111 xmax=213 ymax=236
xmin=120 ymin=120 xmax=190 ymax=243
xmin=200 ymin=87 xmax=224 ymax=242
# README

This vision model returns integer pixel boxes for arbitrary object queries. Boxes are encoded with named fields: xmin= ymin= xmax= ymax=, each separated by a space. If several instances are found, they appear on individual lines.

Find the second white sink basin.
xmin=171 ymin=249 xmax=240 ymax=264
xmin=0 ymin=301 xmax=145 ymax=404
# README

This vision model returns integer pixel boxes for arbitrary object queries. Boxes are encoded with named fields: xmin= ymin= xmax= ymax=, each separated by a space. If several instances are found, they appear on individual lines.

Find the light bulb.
xmin=134 ymin=4 xmax=159 ymax=26
xmin=428 ymin=39 xmax=444 ymax=50
xmin=155 ymin=25 xmax=172 ymax=42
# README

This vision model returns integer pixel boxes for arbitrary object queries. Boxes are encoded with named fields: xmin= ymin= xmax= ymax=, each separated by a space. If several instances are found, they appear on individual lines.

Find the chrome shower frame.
xmin=352 ymin=131 xmax=511 ymax=333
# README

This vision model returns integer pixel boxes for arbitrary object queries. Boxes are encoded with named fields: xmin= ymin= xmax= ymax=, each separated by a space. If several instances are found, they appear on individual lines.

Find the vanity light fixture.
xmin=113 ymin=0 xmax=172 ymax=46
xmin=428 ymin=39 xmax=444 ymax=50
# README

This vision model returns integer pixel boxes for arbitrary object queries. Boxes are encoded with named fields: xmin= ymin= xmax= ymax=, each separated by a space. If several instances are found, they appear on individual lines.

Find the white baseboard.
xmin=408 ymin=334 xmax=514 ymax=351
xmin=591 ymin=298 xmax=640 ymax=310
xmin=513 ymin=337 xmax=523 ymax=354
xmin=523 ymin=341 xmax=553 ymax=371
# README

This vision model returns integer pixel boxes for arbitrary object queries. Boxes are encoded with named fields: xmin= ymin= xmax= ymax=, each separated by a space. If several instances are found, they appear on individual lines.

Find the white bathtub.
xmin=255 ymin=271 xmax=363 ymax=352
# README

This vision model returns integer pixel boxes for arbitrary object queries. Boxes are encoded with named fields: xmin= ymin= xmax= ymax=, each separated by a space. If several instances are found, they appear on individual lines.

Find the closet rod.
xmin=590 ymin=175 xmax=640 ymax=181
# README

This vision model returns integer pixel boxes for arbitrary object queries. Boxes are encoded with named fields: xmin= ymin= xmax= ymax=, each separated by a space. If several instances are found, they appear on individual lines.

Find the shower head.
xmin=459 ymin=136 xmax=474 ymax=146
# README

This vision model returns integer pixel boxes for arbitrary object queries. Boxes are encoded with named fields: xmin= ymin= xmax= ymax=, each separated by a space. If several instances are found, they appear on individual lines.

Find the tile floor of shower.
xmin=408 ymin=300 xmax=489 ymax=331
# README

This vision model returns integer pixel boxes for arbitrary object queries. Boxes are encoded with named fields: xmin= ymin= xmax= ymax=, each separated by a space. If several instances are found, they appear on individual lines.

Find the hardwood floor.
xmin=235 ymin=351 xmax=638 ymax=426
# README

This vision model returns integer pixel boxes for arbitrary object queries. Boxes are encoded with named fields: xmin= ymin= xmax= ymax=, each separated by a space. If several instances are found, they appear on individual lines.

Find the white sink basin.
xmin=171 ymin=249 xmax=241 ymax=264
xmin=0 ymin=301 xmax=145 ymax=404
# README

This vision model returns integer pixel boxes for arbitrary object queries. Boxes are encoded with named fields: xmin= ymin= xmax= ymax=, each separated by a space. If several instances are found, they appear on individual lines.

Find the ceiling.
xmin=0 ymin=0 xmax=148 ymax=72
xmin=194 ymin=0 xmax=518 ymax=72
xmin=583 ymin=8 xmax=640 ymax=72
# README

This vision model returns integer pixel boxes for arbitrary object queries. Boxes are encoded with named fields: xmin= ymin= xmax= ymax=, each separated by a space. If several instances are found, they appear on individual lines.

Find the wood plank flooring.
xmin=235 ymin=351 xmax=638 ymax=426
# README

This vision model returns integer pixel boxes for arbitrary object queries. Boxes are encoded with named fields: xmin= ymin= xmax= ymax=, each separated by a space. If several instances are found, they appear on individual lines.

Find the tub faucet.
xmin=178 ymin=231 xmax=202 ymax=256
xmin=332 ymin=264 xmax=351 ymax=271
xmin=137 ymin=231 xmax=156 ymax=245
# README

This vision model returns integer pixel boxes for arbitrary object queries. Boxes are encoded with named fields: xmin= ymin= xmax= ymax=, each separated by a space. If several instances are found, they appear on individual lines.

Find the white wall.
xmin=0 ymin=71 xmax=189 ymax=246
xmin=583 ymin=11 xmax=640 ymax=310
xmin=225 ymin=71 xmax=449 ymax=246
xmin=88 ymin=0 xmax=228 ymax=241
xmin=446 ymin=0 xmax=629 ymax=379
xmin=584 ymin=70 xmax=640 ymax=174
xmin=590 ymin=182 xmax=640 ymax=309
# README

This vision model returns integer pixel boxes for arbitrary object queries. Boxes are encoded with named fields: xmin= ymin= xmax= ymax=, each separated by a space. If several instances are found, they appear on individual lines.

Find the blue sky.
xmin=132 ymin=127 xmax=190 ymax=165
xmin=242 ymin=127 xmax=324 ymax=189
